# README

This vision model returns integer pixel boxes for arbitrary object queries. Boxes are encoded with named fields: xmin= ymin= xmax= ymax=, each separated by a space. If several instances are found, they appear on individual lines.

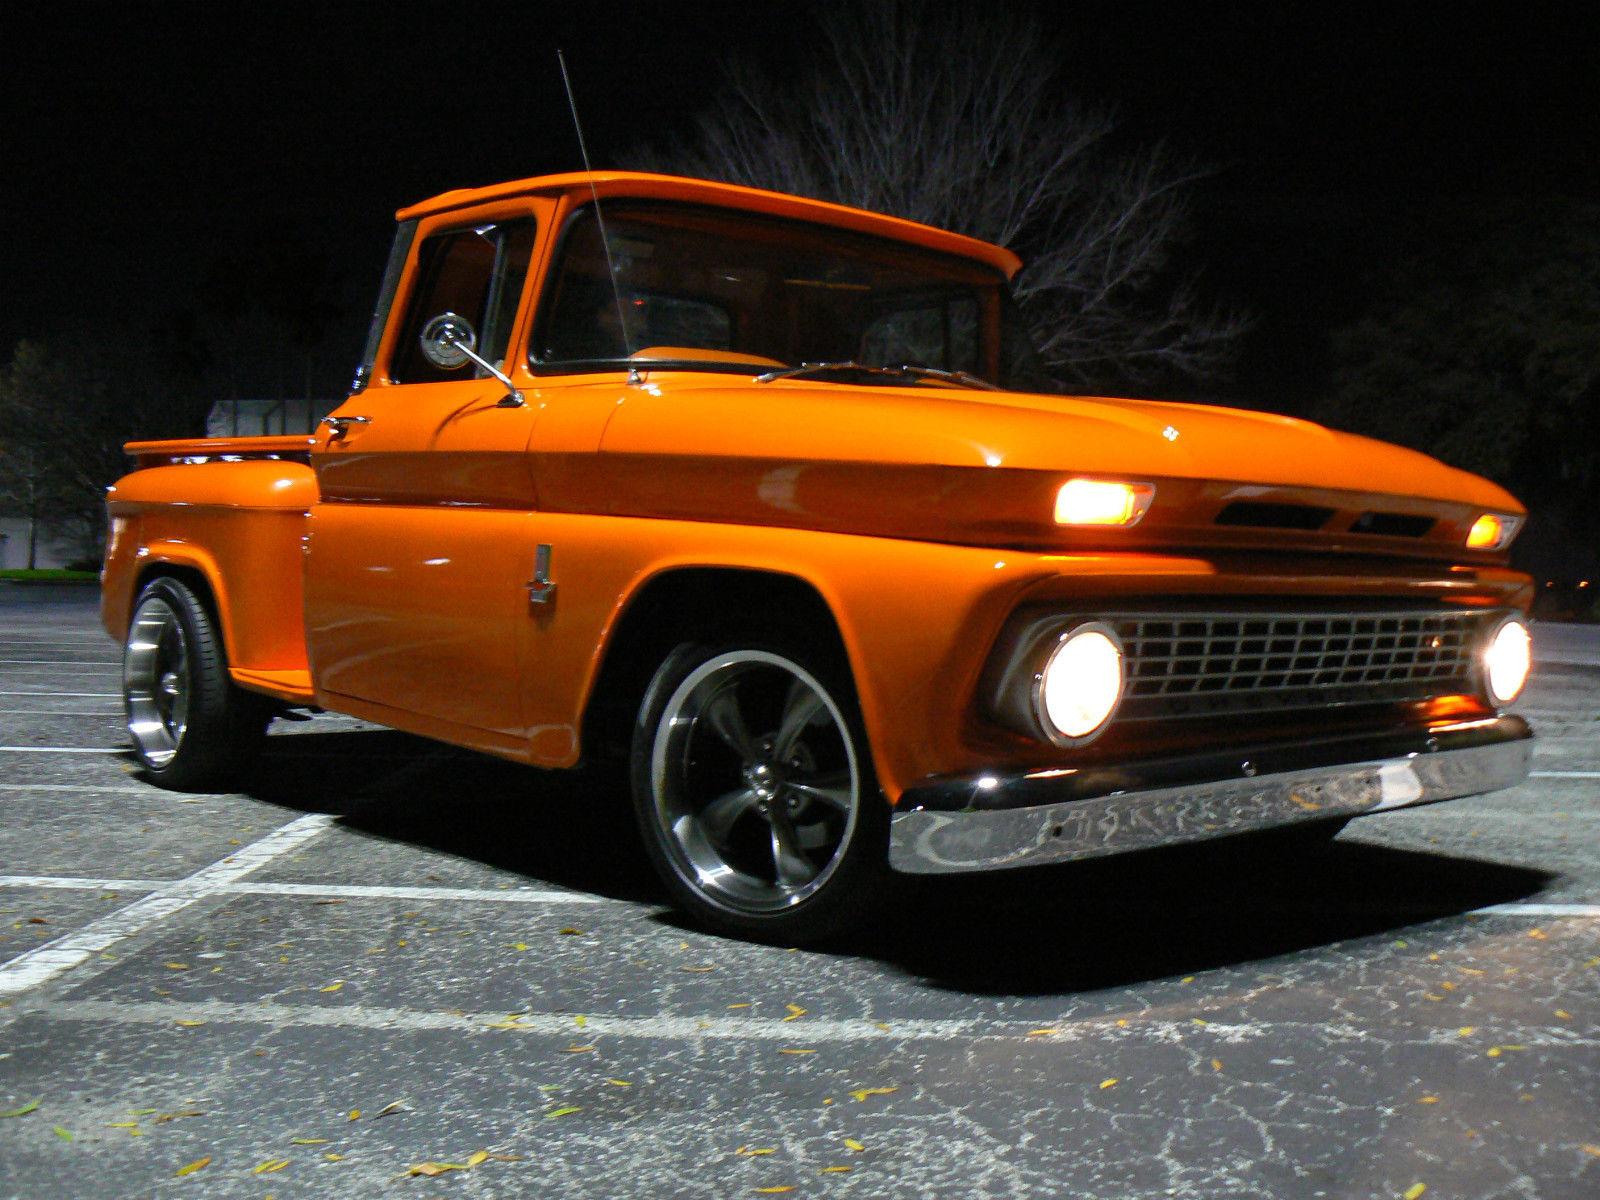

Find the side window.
xmin=389 ymin=219 xmax=536 ymax=384
xmin=861 ymin=295 xmax=979 ymax=373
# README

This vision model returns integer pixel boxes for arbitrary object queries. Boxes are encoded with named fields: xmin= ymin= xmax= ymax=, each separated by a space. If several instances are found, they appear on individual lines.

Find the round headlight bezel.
xmin=1481 ymin=613 xmax=1532 ymax=707
xmin=1031 ymin=621 xmax=1126 ymax=747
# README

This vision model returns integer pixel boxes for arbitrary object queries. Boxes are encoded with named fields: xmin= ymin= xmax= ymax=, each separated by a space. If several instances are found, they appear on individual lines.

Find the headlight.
xmin=1483 ymin=616 xmax=1532 ymax=706
xmin=1466 ymin=513 xmax=1523 ymax=550
xmin=1054 ymin=479 xmax=1155 ymax=527
xmin=1036 ymin=622 xmax=1124 ymax=741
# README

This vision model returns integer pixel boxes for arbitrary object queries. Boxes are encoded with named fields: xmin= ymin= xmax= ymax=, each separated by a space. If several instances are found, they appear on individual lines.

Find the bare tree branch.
xmin=625 ymin=1 xmax=1247 ymax=389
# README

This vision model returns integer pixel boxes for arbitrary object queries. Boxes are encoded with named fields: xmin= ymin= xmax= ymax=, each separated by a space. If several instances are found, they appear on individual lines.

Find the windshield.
xmin=533 ymin=202 xmax=1046 ymax=389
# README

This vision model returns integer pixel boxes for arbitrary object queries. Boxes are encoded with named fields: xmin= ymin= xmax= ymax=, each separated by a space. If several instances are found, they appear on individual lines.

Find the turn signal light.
xmin=1466 ymin=513 xmax=1522 ymax=550
xmin=1055 ymin=479 xmax=1155 ymax=527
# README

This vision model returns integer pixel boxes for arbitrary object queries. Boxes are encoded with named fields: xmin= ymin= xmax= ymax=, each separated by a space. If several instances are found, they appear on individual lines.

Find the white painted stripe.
xmin=0 ymin=813 xmax=332 ymax=997
xmin=0 ymin=710 xmax=120 ymax=716
xmin=1530 ymin=771 xmax=1600 ymax=779
xmin=27 ymin=998 xmax=1600 ymax=1050
xmin=0 ymin=875 xmax=167 ymax=891
xmin=0 ymin=659 xmax=119 ymax=667
xmin=218 ymin=881 xmax=601 ymax=904
xmin=1470 ymin=903 xmax=1600 ymax=917
xmin=0 ymin=691 xmax=120 ymax=698
xmin=0 ymin=783 xmax=158 ymax=795
xmin=0 ymin=746 xmax=119 ymax=754
xmin=0 ymin=874 xmax=602 ymax=905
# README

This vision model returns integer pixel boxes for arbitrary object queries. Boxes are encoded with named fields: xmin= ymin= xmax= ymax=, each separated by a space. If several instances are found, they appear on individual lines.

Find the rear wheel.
xmin=630 ymin=642 xmax=888 ymax=943
xmin=123 ymin=576 xmax=271 ymax=791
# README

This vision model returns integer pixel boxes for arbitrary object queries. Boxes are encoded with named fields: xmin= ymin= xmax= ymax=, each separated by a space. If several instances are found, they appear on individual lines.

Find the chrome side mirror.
xmin=418 ymin=312 xmax=524 ymax=407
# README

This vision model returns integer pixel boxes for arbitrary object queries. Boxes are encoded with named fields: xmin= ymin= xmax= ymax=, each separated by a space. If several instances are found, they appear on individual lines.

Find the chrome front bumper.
xmin=888 ymin=715 xmax=1533 ymax=874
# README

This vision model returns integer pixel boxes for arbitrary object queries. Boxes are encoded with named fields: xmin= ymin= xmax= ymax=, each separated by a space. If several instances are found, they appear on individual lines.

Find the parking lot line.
xmin=0 ymin=691 xmax=121 ymax=698
xmin=0 ymin=783 xmax=156 ymax=795
xmin=0 ymin=814 xmax=332 ymax=997
xmin=0 ymin=874 xmax=604 ymax=904
xmin=1531 ymin=770 xmax=1600 ymax=779
xmin=0 ymin=747 xmax=122 ymax=754
xmin=0 ymin=659 xmax=119 ymax=667
xmin=0 ymin=874 xmax=168 ymax=891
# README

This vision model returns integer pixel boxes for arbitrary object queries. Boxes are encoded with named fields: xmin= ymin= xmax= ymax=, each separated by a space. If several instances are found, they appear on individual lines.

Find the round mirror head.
xmin=419 ymin=312 xmax=477 ymax=370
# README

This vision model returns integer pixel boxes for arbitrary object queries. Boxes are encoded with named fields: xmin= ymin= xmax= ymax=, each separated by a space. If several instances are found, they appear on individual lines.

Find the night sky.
xmin=4 ymin=2 xmax=1597 ymax=408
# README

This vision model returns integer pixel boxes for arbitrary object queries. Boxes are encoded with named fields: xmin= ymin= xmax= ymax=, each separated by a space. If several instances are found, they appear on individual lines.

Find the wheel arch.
xmin=581 ymin=565 xmax=861 ymax=768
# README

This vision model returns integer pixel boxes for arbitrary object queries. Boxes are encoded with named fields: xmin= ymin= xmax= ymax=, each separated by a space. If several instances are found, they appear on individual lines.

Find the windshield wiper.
xmin=752 ymin=361 xmax=997 ymax=390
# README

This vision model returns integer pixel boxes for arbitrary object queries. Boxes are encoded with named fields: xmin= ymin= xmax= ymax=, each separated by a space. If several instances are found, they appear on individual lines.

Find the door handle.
xmin=320 ymin=415 xmax=372 ymax=440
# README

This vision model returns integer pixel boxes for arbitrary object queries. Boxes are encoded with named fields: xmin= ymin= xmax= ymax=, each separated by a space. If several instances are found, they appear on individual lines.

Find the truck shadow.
xmin=235 ymin=726 xmax=1554 ymax=996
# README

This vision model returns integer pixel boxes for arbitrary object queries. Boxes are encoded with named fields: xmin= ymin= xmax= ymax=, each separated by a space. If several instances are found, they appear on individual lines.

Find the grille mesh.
xmin=1109 ymin=610 xmax=1487 ymax=719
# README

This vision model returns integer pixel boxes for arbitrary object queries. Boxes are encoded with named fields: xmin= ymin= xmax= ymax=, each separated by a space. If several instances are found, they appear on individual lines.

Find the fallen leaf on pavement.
xmin=727 ymin=1003 xmax=752 ymax=1009
xmin=53 ymin=1126 xmax=73 ymax=1141
xmin=374 ymin=1101 xmax=407 ymax=1118
xmin=821 ymin=1166 xmax=852 ymax=1173
xmin=1027 ymin=1028 xmax=1059 ymax=1037
xmin=1404 ymin=1185 xmax=1427 ymax=1200
xmin=778 ymin=1048 xmax=815 ymax=1055
xmin=404 ymin=1162 xmax=467 ymax=1177
xmin=782 ymin=1004 xmax=806 ymax=1022
xmin=347 ymin=1110 xmax=361 ymax=1121
xmin=319 ymin=982 xmax=343 ymax=993
xmin=563 ymin=1044 xmax=596 ymax=1053
xmin=605 ymin=1079 xmax=632 ymax=1088
xmin=174 ymin=1020 xmax=205 ymax=1027
xmin=253 ymin=1159 xmax=289 ymax=1174
xmin=1099 ymin=1078 xmax=1118 ymax=1090
xmin=174 ymin=1157 xmax=211 ymax=1177
xmin=848 ymin=1087 xmax=897 ymax=1102
xmin=843 ymin=1138 xmax=865 ymax=1152
xmin=1581 ymin=1145 xmax=1600 ymax=1158
xmin=0 ymin=1100 xmax=40 ymax=1118
xmin=558 ymin=928 xmax=584 ymax=936
xmin=754 ymin=1188 xmax=795 ymax=1194
xmin=290 ymin=1138 xmax=327 ymax=1145
xmin=545 ymin=1107 xmax=580 ymax=1118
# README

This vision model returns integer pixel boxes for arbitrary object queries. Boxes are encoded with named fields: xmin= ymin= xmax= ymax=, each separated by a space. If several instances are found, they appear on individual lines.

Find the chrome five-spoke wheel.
xmin=125 ymin=595 xmax=191 ymax=768
xmin=121 ymin=576 xmax=271 ymax=791
xmin=632 ymin=644 xmax=886 ymax=940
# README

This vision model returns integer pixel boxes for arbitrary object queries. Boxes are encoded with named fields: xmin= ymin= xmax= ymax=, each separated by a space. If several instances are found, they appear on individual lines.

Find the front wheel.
xmin=123 ymin=576 xmax=272 ymax=791
xmin=630 ymin=643 xmax=888 ymax=943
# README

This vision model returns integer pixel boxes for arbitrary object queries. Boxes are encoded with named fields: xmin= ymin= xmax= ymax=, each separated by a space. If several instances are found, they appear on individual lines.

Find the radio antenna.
xmin=557 ymin=49 xmax=636 ymax=367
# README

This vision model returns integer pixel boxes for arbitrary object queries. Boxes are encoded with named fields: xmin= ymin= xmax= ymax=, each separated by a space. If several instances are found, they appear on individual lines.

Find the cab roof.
xmin=396 ymin=171 xmax=1023 ymax=280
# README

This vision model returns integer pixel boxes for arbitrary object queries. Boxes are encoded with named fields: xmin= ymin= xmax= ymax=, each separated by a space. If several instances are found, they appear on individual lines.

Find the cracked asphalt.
xmin=1 ymin=584 xmax=1597 ymax=1199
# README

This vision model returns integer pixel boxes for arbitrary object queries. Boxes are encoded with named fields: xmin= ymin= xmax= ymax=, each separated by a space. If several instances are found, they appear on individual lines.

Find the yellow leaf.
xmin=1527 ymin=928 xmax=1548 ymax=940
xmin=253 ymin=1159 xmax=290 ymax=1175
xmin=754 ymin=1188 xmax=795 ymax=1194
xmin=779 ymin=1048 xmax=816 ymax=1055
xmin=546 ymin=1106 xmax=580 ymax=1118
xmin=681 ymin=965 xmax=717 ymax=973
xmin=174 ymin=1019 xmax=205 ymax=1027
xmin=324 ymin=1153 xmax=345 ymax=1162
xmin=1555 ymin=1009 xmax=1572 ymax=1020
xmin=511 ymin=943 xmax=528 ymax=952
xmin=737 ymin=1147 xmax=777 ymax=1156
xmin=574 ymin=1015 xmax=587 ymax=1027
xmin=1439 ymin=981 xmax=1457 ymax=991
xmin=466 ymin=1150 xmax=490 ymax=1167
xmin=1487 ymin=1045 xmax=1527 ymax=1057
xmin=1099 ymin=1078 xmax=1118 ymax=1089
xmin=849 ymin=1086 xmax=897 ymax=1102
xmin=164 ymin=962 xmax=189 ymax=971
xmin=1211 ymin=1059 xmax=1223 ymax=1072
xmin=1027 ymin=1028 xmax=1059 ymax=1037
xmin=1581 ymin=1144 xmax=1600 ymax=1158
xmin=844 ymin=1138 xmax=865 ymax=1152
xmin=727 ymin=1003 xmax=752 ymax=1009
xmin=1404 ymin=1184 xmax=1427 ymax=1200
xmin=347 ymin=1110 xmax=360 ymax=1121
xmin=1459 ymin=967 xmax=1485 ymax=976
xmin=405 ymin=1162 xmax=465 ymax=1177
xmin=319 ymin=982 xmax=343 ymax=993
xmin=1419 ymin=1096 xmax=1440 ymax=1105
xmin=559 ymin=927 xmax=583 ymax=936
xmin=174 ymin=1157 xmax=211 ymax=1177
xmin=1180 ymin=976 xmax=1195 ymax=984
xmin=873 ymin=1022 xmax=890 ymax=1031
xmin=821 ymin=1165 xmax=853 ymax=1173
xmin=782 ymin=1004 xmax=807 ymax=1022
xmin=1456 ymin=1027 xmax=1476 ymax=1037
xmin=374 ymin=1101 xmax=406 ymax=1117
xmin=1393 ymin=940 xmax=1409 ymax=949
xmin=290 ymin=1138 xmax=327 ymax=1145
xmin=563 ymin=1044 xmax=596 ymax=1053
xmin=106 ymin=1122 xmax=139 ymax=1129
xmin=1423 ymin=994 xmax=1444 ymax=1002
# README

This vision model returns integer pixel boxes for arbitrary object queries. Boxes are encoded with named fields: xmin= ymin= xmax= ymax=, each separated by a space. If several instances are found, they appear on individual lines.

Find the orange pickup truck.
xmin=102 ymin=171 xmax=1535 ymax=941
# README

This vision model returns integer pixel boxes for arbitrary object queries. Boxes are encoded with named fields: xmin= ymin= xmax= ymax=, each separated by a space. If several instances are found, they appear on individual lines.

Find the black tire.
xmin=122 ymin=576 xmax=272 ymax=792
xmin=629 ymin=640 xmax=890 ymax=944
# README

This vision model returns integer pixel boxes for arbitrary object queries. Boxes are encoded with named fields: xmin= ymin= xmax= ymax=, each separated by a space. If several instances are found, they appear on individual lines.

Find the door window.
xmin=389 ymin=219 xmax=536 ymax=384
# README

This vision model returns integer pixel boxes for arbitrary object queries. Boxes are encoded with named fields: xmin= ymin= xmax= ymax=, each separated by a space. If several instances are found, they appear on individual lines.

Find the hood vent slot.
xmin=1351 ymin=511 xmax=1436 ymax=538
xmin=1215 ymin=501 xmax=1334 ymax=530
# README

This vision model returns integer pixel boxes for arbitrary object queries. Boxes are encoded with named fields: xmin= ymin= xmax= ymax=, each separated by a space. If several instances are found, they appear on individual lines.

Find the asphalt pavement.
xmin=1 ymin=584 xmax=1597 ymax=1199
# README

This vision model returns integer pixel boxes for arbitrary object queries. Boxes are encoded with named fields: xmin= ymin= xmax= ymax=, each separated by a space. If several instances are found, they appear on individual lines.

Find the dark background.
xmin=3 ymin=2 xmax=1595 ymax=570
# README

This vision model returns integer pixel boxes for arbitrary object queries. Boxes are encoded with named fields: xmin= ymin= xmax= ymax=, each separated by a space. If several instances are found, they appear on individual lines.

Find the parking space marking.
xmin=1531 ymin=770 xmax=1600 ymax=779
xmin=0 ymin=709 xmax=121 ymax=716
xmin=0 ymin=747 xmax=122 ymax=754
xmin=24 ymin=998 xmax=1600 ymax=1050
xmin=0 ymin=814 xmax=332 ymax=997
xmin=0 ymin=691 xmax=121 ymax=698
xmin=0 ymin=783 xmax=157 ymax=795
xmin=0 ymin=875 xmax=168 ymax=891
xmin=1471 ymin=903 xmax=1600 ymax=917
xmin=0 ymin=875 xmax=604 ymax=904
xmin=0 ymin=659 xmax=119 ymax=667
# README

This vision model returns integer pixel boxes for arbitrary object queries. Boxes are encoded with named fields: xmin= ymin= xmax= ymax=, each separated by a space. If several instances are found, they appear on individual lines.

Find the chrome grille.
xmin=1110 ymin=609 xmax=1489 ymax=719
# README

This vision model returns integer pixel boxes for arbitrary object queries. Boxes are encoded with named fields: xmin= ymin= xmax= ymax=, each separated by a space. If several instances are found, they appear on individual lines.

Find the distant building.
xmin=206 ymin=398 xmax=336 ymax=438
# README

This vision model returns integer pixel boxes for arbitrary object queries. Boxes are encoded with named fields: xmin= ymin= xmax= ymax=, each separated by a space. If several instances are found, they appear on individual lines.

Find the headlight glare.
xmin=1483 ymin=616 xmax=1531 ymax=705
xmin=1037 ymin=623 xmax=1124 ymax=741
xmin=1467 ymin=513 xmax=1522 ymax=551
xmin=1054 ymin=479 xmax=1155 ymax=527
